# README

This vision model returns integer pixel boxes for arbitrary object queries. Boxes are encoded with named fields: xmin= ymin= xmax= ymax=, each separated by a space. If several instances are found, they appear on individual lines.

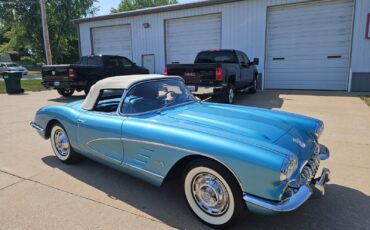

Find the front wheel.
xmin=50 ymin=123 xmax=79 ymax=163
xmin=57 ymin=88 xmax=75 ymax=97
xmin=249 ymin=78 xmax=257 ymax=94
xmin=183 ymin=160 xmax=244 ymax=227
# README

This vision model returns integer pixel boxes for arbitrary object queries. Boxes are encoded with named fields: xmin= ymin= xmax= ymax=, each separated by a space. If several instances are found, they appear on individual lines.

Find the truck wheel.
xmin=84 ymin=81 xmax=96 ymax=95
xmin=57 ymin=88 xmax=75 ymax=97
xmin=183 ymin=159 xmax=244 ymax=227
xmin=249 ymin=78 xmax=257 ymax=94
xmin=222 ymin=84 xmax=235 ymax=104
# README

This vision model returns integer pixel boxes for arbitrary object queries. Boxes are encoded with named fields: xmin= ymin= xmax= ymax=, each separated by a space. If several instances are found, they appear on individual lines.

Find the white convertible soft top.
xmin=81 ymin=74 xmax=182 ymax=110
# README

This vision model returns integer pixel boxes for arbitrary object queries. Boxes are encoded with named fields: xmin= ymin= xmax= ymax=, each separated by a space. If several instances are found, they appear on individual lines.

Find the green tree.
xmin=0 ymin=0 xmax=97 ymax=64
xmin=111 ymin=0 xmax=177 ymax=13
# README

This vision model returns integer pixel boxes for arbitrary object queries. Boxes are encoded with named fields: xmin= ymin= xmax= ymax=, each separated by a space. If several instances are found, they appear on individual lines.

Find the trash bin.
xmin=2 ymin=71 xmax=24 ymax=94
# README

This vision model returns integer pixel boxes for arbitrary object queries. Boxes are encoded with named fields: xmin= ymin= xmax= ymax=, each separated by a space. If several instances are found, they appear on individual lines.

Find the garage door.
xmin=92 ymin=25 xmax=132 ymax=59
xmin=265 ymin=0 xmax=353 ymax=90
xmin=166 ymin=14 xmax=221 ymax=64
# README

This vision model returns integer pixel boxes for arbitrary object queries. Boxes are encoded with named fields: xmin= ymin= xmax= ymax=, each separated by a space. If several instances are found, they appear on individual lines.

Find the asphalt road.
xmin=0 ymin=90 xmax=369 ymax=229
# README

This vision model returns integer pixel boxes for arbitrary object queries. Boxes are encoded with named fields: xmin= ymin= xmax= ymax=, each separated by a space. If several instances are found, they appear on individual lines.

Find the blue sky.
xmin=96 ymin=0 xmax=200 ymax=15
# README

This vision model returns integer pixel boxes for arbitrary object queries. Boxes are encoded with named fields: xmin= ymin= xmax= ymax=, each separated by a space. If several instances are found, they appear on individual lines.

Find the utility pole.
xmin=40 ymin=0 xmax=52 ymax=65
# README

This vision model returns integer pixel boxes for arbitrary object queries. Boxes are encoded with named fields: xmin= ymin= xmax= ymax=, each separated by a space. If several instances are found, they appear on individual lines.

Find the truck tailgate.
xmin=42 ymin=65 xmax=70 ymax=81
xmin=166 ymin=63 xmax=218 ymax=84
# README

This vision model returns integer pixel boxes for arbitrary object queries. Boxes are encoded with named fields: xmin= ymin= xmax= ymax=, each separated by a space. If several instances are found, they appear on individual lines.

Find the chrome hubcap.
xmin=54 ymin=129 xmax=70 ymax=156
xmin=192 ymin=173 xmax=229 ymax=216
xmin=228 ymin=88 xmax=234 ymax=103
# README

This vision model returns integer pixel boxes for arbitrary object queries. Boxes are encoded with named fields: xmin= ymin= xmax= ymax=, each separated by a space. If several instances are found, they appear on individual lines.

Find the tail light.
xmin=215 ymin=67 xmax=223 ymax=81
xmin=68 ymin=68 xmax=76 ymax=78
xmin=164 ymin=67 xmax=168 ymax=76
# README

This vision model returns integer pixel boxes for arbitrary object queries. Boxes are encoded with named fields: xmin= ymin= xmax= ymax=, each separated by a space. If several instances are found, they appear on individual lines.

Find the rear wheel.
xmin=84 ymin=81 xmax=96 ymax=95
xmin=183 ymin=159 xmax=244 ymax=227
xmin=57 ymin=88 xmax=75 ymax=97
xmin=221 ymin=84 xmax=235 ymax=104
xmin=50 ymin=123 xmax=79 ymax=163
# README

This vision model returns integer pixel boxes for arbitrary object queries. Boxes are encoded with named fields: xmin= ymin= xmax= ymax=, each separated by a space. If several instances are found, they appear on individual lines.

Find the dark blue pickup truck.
xmin=165 ymin=50 xmax=259 ymax=104
xmin=42 ymin=55 xmax=148 ymax=97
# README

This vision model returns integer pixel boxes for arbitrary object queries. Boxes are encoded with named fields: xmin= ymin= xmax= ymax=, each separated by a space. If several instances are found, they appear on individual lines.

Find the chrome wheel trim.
xmin=191 ymin=173 xmax=230 ymax=216
xmin=254 ymin=79 xmax=257 ymax=89
xmin=51 ymin=126 xmax=70 ymax=161
xmin=184 ymin=166 xmax=235 ymax=226
xmin=228 ymin=88 xmax=234 ymax=104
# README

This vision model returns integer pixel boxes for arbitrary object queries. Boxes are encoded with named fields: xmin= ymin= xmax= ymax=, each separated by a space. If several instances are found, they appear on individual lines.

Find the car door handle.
xmin=77 ymin=119 xmax=85 ymax=125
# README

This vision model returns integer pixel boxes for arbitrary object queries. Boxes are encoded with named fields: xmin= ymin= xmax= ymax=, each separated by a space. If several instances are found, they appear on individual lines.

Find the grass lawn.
xmin=361 ymin=96 xmax=370 ymax=106
xmin=28 ymin=70 xmax=41 ymax=74
xmin=0 ymin=79 xmax=45 ymax=94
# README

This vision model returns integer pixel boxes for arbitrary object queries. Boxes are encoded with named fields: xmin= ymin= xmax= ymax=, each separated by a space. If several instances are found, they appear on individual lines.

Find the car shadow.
xmin=48 ymin=95 xmax=85 ymax=103
xmin=206 ymin=90 xmax=369 ymax=110
xmin=42 ymin=155 xmax=370 ymax=229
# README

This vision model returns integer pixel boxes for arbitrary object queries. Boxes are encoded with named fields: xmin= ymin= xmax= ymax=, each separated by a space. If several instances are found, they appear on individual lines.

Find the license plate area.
xmin=54 ymin=81 xmax=60 ymax=87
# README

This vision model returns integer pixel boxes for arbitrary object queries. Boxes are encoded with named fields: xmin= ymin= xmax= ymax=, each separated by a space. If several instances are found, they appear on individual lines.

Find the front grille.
xmin=301 ymin=144 xmax=321 ymax=182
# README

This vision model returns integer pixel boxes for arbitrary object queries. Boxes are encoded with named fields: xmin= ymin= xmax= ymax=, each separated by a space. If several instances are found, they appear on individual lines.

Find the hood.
xmin=166 ymin=103 xmax=293 ymax=143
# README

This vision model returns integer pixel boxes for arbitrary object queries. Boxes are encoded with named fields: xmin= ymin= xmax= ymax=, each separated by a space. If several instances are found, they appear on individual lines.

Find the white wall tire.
xmin=50 ymin=123 xmax=78 ymax=163
xmin=183 ymin=160 xmax=244 ymax=227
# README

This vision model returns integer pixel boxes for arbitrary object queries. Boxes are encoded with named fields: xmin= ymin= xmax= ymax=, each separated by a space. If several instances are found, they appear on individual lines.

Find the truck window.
xmin=87 ymin=56 xmax=103 ymax=66
xmin=80 ymin=57 xmax=88 ymax=65
xmin=118 ymin=57 xmax=133 ymax=68
xmin=195 ymin=51 xmax=238 ymax=64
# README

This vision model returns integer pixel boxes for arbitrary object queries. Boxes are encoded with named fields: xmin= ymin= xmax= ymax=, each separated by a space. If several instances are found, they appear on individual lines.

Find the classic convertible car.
xmin=31 ymin=74 xmax=330 ymax=227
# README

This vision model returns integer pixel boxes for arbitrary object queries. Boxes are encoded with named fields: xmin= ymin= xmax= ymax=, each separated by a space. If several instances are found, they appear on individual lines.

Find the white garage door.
xmin=92 ymin=25 xmax=132 ymax=59
xmin=166 ymin=14 xmax=221 ymax=64
xmin=265 ymin=0 xmax=353 ymax=90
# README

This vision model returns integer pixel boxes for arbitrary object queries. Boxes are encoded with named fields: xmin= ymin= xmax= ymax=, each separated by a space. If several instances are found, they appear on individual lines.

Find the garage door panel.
xmin=92 ymin=25 xmax=132 ymax=59
xmin=265 ymin=0 xmax=353 ymax=90
xmin=166 ymin=14 xmax=221 ymax=64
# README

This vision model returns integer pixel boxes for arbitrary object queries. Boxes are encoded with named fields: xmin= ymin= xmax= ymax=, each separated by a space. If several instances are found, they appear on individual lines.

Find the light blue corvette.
xmin=31 ymin=75 xmax=330 ymax=227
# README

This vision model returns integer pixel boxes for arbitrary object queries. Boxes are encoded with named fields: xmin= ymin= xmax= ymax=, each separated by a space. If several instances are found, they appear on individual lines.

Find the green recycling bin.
xmin=2 ymin=71 xmax=24 ymax=94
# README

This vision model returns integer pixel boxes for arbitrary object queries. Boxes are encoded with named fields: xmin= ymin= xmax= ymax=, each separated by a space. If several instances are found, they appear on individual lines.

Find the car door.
xmin=241 ymin=52 xmax=254 ymax=84
xmin=236 ymin=51 xmax=249 ymax=87
xmin=76 ymin=89 xmax=125 ymax=165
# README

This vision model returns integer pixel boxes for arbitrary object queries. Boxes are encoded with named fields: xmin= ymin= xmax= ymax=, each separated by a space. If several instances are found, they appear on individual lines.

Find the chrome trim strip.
xmin=125 ymin=162 xmax=164 ymax=179
xmin=30 ymin=122 xmax=45 ymax=133
xmin=244 ymin=184 xmax=313 ymax=212
xmin=84 ymin=138 xmax=163 ymax=179
xmin=120 ymin=137 xmax=245 ymax=192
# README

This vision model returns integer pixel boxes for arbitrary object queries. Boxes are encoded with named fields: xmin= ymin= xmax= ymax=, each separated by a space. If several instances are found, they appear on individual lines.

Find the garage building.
xmin=73 ymin=0 xmax=370 ymax=92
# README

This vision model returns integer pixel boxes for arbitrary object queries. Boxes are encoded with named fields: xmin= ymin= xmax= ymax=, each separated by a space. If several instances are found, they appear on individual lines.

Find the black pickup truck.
xmin=42 ymin=55 xmax=148 ymax=97
xmin=165 ymin=50 xmax=259 ymax=104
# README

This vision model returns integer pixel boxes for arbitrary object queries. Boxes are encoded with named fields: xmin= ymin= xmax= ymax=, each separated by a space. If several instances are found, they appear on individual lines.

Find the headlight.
xmin=280 ymin=155 xmax=298 ymax=181
xmin=314 ymin=121 xmax=324 ymax=139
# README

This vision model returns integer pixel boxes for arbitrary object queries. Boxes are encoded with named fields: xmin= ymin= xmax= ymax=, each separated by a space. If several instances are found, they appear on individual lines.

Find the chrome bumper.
xmin=30 ymin=122 xmax=46 ymax=138
xmin=244 ymin=145 xmax=331 ymax=213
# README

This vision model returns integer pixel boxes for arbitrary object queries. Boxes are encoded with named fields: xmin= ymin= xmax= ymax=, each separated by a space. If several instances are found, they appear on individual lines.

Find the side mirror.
xmin=253 ymin=58 xmax=259 ymax=66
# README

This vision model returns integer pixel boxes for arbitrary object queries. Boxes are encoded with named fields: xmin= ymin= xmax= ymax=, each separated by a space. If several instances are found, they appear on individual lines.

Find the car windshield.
xmin=7 ymin=63 xmax=18 ymax=67
xmin=121 ymin=79 xmax=195 ymax=114
xmin=195 ymin=51 xmax=238 ymax=64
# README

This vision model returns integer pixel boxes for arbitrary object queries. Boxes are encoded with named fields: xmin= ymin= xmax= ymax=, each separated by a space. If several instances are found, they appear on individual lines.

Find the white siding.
xmin=265 ymin=0 xmax=353 ymax=90
xmin=78 ymin=0 xmax=368 ymax=90
xmin=165 ymin=14 xmax=221 ymax=64
xmin=79 ymin=0 xmax=314 ymax=76
xmin=92 ymin=25 xmax=132 ymax=59
xmin=351 ymin=0 xmax=370 ymax=73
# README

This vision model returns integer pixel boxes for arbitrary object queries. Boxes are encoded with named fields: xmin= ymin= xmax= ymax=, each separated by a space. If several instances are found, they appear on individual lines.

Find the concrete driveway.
xmin=0 ymin=90 xmax=369 ymax=229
